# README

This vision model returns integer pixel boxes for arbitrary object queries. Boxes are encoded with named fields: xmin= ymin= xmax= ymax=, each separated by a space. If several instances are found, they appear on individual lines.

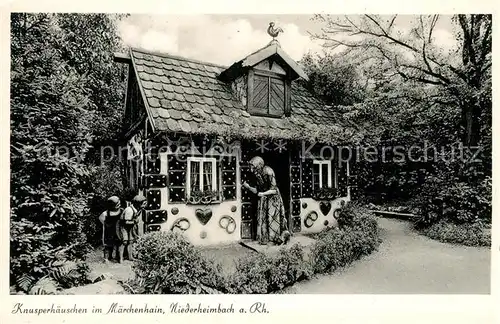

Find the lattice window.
xmin=312 ymin=160 xmax=337 ymax=190
xmin=187 ymin=157 xmax=219 ymax=195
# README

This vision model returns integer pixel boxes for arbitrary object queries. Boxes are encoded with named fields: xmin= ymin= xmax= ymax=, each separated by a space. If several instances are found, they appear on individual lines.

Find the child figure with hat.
xmin=98 ymin=196 xmax=123 ymax=262
xmin=117 ymin=194 xmax=147 ymax=263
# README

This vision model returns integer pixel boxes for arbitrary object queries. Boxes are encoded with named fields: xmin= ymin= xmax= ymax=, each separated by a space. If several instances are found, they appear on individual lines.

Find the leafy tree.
xmin=55 ymin=14 xmax=128 ymax=148
xmin=10 ymin=13 xmax=127 ymax=292
xmin=11 ymin=13 xmax=93 ymax=288
xmin=306 ymin=15 xmax=491 ymax=225
xmin=299 ymin=53 xmax=365 ymax=106
xmin=312 ymin=14 xmax=491 ymax=147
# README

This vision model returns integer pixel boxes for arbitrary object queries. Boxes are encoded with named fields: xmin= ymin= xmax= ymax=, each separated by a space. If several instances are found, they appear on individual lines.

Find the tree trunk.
xmin=461 ymin=99 xmax=481 ymax=147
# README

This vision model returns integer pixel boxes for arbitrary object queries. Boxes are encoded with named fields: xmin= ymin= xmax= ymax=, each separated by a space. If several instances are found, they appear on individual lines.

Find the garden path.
xmin=284 ymin=217 xmax=491 ymax=294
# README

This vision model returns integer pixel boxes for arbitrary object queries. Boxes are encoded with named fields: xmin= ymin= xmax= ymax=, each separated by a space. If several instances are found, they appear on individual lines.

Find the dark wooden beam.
xmin=114 ymin=52 xmax=131 ymax=63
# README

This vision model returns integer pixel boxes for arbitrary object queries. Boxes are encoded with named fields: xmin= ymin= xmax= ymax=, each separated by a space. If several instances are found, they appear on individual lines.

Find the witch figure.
xmin=243 ymin=156 xmax=291 ymax=245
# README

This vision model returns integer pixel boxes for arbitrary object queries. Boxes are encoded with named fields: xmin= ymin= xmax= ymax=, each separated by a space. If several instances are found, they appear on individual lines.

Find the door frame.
xmin=256 ymin=150 xmax=291 ymax=233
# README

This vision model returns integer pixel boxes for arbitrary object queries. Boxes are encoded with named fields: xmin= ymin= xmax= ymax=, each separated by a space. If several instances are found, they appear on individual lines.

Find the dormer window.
xmin=249 ymin=72 xmax=286 ymax=117
xmin=218 ymin=39 xmax=309 ymax=118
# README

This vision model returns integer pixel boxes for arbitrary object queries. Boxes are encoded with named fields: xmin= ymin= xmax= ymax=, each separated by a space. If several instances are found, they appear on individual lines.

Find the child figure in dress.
xmin=98 ymin=196 xmax=122 ymax=262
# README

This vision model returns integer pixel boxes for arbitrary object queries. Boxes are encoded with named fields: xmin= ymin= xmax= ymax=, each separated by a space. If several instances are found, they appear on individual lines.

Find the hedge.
xmin=127 ymin=204 xmax=382 ymax=294
xmin=421 ymin=221 xmax=491 ymax=247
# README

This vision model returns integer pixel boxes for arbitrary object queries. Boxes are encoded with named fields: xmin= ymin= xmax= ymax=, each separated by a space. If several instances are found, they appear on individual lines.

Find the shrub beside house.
xmin=127 ymin=203 xmax=381 ymax=294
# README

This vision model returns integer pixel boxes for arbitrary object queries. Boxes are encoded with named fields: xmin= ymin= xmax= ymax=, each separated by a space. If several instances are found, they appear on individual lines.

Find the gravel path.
xmin=285 ymin=217 xmax=491 ymax=294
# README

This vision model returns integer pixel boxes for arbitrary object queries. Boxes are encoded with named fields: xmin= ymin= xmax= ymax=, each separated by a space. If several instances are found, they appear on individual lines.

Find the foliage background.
xmin=10 ymin=13 xmax=128 ymax=291
xmin=300 ymin=14 xmax=492 ymax=228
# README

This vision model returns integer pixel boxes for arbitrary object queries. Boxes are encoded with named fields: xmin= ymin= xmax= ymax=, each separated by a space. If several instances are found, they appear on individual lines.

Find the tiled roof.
xmin=130 ymin=48 xmax=358 ymax=143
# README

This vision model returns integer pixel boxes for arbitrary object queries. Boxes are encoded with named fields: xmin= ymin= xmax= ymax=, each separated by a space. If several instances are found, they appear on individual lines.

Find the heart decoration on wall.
xmin=319 ymin=201 xmax=332 ymax=216
xmin=195 ymin=208 xmax=213 ymax=225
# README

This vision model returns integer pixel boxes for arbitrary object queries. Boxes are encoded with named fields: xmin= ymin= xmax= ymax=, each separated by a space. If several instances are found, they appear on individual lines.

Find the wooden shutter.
xmin=338 ymin=162 xmax=348 ymax=197
xmin=248 ymin=72 xmax=285 ymax=117
xmin=301 ymin=159 xmax=313 ymax=197
xmin=168 ymin=155 xmax=187 ymax=203
xmin=251 ymin=75 xmax=269 ymax=115
xmin=269 ymin=78 xmax=285 ymax=115
xmin=221 ymin=156 xmax=237 ymax=201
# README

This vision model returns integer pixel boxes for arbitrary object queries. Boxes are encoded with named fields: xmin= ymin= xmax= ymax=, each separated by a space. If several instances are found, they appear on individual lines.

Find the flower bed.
xmin=125 ymin=204 xmax=382 ymax=294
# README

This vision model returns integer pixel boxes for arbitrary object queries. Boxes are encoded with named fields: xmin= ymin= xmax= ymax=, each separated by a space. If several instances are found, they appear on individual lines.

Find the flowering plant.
xmin=187 ymin=190 xmax=221 ymax=205
xmin=312 ymin=187 xmax=339 ymax=200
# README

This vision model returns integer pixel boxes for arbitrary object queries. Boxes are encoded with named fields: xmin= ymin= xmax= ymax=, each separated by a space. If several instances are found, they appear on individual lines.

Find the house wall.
xmin=125 ymin=130 xmax=145 ymax=195
xmin=298 ymin=197 xmax=347 ymax=234
xmin=295 ymin=144 xmax=358 ymax=234
xmin=231 ymin=74 xmax=247 ymax=107
xmin=124 ymin=71 xmax=147 ymax=130
xmin=126 ymin=134 xmax=358 ymax=245
xmin=139 ymin=134 xmax=242 ymax=246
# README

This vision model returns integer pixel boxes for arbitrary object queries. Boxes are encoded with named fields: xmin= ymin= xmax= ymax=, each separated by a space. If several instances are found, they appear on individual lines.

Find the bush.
xmin=127 ymin=206 xmax=381 ymax=294
xmin=310 ymin=207 xmax=381 ymax=274
xmin=228 ymin=243 xmax=312 ymax=294
xmin=336 ymin=201 xmax=363 ymax=228
xmin=131 ymin=231 xmax=227 ymax=294
xmin=421 ymin=221 xmax=491 ymax=247
xmin=227 ymin=253 xmax=270 ymax=294
xmin=12 ymin=258 xmax=98 ymax=295
xmin=415 ymin=175 xmax=491 ymax=227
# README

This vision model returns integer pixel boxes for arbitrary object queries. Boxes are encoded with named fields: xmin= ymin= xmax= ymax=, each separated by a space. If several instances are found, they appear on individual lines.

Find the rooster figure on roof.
xmin=267 ymin=22 xmax=284 ymax=39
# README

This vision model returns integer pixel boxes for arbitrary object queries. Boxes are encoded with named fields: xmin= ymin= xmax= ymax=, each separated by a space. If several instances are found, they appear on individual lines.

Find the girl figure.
xmin=117 ymin=194 xmax=146 ymax=263
xmin=98 ymin=196 xmax=122 ymax=262
xmin=243 ymin=156 xmax=291 ymax=245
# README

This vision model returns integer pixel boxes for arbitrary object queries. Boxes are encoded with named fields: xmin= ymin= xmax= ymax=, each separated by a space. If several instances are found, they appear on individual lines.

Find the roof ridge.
xmin=234 ymin=41 xmax=277 ymax=64
xmin=131 ymin=47 xmax=228 ymax=69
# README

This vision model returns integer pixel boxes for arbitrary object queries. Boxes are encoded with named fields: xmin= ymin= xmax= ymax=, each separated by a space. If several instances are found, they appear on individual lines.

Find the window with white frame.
xmin=187 ymin=157 xmax=218 ymax=195
xmin=312 ymin=160 xmax=335 ymax=189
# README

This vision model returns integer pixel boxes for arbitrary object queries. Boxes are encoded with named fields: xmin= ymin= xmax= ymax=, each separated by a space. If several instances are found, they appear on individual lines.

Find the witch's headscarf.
xmin=249 ymin=156 xmax=265 ymax=175
xmin=107 ymin=196 xmax=121 ymax=211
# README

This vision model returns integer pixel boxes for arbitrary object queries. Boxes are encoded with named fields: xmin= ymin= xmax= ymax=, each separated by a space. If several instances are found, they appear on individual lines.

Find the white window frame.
xmin=186 ymin=157 xmax=218 ymax=194
xmin=313 ymin=160 xmax=333 ymax=188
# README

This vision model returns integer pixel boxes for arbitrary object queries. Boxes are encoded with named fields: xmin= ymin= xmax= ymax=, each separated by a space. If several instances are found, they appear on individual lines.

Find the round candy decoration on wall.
xmin=304 ymin=211 xmax=318 ymax=228
xmin=219 ymin=215 xmax=236 ymax=234
xmin=324 ymin=220 xmax=329 ymax=226
xmin=231 ymin=205 xmax=237 ymax=212
xmin=302 ymin=202 xmax=308 ymax=209
xmin=333 ymin=209 xmax=341 ymax=219
xmin=170 ymin=217 xmax=190 ymax=232
xmin=200 ymin=231 xmax=207 ymax=239
xmin=171 ymin=207 xmax=179 ymax=215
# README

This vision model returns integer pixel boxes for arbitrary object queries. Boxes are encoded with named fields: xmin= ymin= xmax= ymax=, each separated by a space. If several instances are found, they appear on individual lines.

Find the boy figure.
xmin=117 ymin=194 xmax=147 ymax=263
